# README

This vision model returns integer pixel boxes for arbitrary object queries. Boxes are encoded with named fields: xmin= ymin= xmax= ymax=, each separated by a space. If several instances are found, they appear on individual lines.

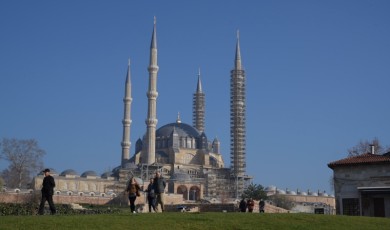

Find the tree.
xmin=347 ymin=138 xmax=390 ymax=157
xmin=0 ymin=138 xmax=46 ymax=188
xmin=0 ymin=176 xmax=4 ymax=190
xmin=241 ymin=183 xmax=268 ymax=200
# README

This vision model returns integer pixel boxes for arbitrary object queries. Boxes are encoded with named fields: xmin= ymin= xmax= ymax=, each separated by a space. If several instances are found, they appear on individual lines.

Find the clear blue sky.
xmin=1 ymin=1 xmax=390 ymax=194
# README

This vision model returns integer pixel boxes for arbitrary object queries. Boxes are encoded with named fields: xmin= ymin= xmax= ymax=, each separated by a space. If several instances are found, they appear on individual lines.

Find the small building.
xmin=328 ymin=151 xmax=390 ymax=217
xmin=265 ymin=186 xmax=335 ymax=214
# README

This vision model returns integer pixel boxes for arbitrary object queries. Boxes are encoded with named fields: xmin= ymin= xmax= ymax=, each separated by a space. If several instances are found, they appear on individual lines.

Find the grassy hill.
xmin=1 ymin=212 xmax=390 ymax=230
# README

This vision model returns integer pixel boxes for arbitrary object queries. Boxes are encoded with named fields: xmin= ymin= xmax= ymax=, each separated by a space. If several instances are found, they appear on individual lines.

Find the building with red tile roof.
xmin=328 ymin=151 xmax=390 ymax=217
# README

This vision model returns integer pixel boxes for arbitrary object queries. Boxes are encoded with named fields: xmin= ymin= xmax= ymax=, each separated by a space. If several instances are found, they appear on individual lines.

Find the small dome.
xmin=276 ymin=189 xmax=286 ymax=194
xmin=286 ymin=190 xmax=297 ymax=195
xmin=298 ymin=191 xmax=307 ymax=196
xmin=60 ymin=169 xmax=78 ymax=176
xmin=265 ymin=186 xmax=276 ymax=192
xmin=81 ymin=170 xmax=98 ymax=177
xmin=101 ymin=171 xmax=114 ymax=178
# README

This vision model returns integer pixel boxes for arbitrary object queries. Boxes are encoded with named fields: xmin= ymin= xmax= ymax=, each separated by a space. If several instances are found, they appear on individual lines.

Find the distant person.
xmin=239 ymin=198 xmax=247 ymax=212
xmin=146 ymin=178 xmax=157 ymax=212
xmin=247 ymin=198 xmax=255 ymax=213
xmin=259 ymin=199 xmax=265 ymax=213
xmin=38 ymin=168 xmax=56 ymax=215
xmin=126 ymin=177 xmax=141 ymax=214
xmin=153 ymin=171 xmax=166 ymax=212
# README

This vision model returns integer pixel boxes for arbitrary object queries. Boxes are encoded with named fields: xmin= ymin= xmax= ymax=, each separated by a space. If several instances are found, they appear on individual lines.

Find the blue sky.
xmin=1 ymin=1 xmax=389 ymax=194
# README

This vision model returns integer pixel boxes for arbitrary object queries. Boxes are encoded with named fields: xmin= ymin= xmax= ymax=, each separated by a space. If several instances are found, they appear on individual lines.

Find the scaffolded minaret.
xmin=143 ymin=17 xmax=159 ymax=165
xmin=121 ymin=59 xmax=132 ymax=167
xmin=193 ymin=68 xmax=205 ymax=133
xmin=230 ymin=31 xmax=246 ymax=180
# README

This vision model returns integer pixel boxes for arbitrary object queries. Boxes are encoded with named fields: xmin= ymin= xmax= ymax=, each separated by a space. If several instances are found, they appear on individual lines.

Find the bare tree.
xmin=347 ymin=138 xmax=390 ymax=157
xmin=0 ymin=138 xmax=46 ymax=188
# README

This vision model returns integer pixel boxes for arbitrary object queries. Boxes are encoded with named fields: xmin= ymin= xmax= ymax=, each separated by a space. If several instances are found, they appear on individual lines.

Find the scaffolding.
xmin=230 ymin=66 xmax=246 ymax=196
xmin=193 ymin=72 xmax=205 ymax=133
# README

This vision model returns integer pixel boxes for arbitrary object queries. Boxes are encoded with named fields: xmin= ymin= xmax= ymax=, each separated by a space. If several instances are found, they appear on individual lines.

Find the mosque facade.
xmin=32 ymin=19 xmax=251 ymax=202
xmin=118 ymin=19 xmax=251 ymax=200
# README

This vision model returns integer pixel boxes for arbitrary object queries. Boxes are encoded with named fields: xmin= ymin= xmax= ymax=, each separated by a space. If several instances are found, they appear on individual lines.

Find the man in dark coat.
xmin=153 ymin=171 xmax=166 ymax=212
xmin=38 ymin=168 xmax=56 ymax=215
xmin=239 ymin=198 xmax=247 ymax=212
xmin=259 ymin=199 xmax=265 ymax=213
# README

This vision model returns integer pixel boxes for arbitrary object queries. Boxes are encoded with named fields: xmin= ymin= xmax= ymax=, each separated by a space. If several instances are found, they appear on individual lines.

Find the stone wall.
xmin=0 ymin=191 xmax=184 ymax=207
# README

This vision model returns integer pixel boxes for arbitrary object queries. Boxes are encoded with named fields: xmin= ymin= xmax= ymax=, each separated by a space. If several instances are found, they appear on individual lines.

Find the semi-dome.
xmin=123 ymin=162 xmax=138 ymax=169
xmin=170 ymin=172 xmax=192 ymax=181
xmin=156 ymin=122 xmax=202 ymax=138
xmin=81 ymin=170 xmax=98 ymax=178
xmin=60 ymin=169 xmax=78 ymax=176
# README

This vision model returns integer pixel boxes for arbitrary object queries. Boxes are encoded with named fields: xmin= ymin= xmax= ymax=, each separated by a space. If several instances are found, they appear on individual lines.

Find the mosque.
xmin=32 ymin=19 xmax=251 ymax=202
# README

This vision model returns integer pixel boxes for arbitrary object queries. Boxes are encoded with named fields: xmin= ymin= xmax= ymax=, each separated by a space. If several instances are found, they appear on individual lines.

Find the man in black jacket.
xmin=38 ymin=168 xmax=56 ymax=215
xmin=153 ymin=171 xmax=166 ymax=212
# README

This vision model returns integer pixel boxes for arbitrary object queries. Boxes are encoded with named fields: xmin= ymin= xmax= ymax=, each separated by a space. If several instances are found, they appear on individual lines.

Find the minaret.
xmin=230 ymin=31 xmax=246 ymax=178
xmin=143 ymin=17 xmax=159 ymax=165
xmin=193 ymin=68 xmax=205 ymax=132
xmin=121 ymin=59 xmax=132 ymax=167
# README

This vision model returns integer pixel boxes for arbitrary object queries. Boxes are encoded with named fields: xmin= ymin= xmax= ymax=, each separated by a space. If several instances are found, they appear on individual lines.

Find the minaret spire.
xmin=143 ymin=17 xmax=159 ymax=165
xmin=193 ymin=68 xmax=205 ymax=132
xmin=121 ymin=59 xmax=132 ymax=167
xmin=230 ymin=31 xmax=246 ymax=197
xmin=176 ymin=112 xmax=181 ymax=124
xmin=235 ymin=30 xmax=242 ymax=70
xmin=196 ymin=67 xmax=202 ymax=92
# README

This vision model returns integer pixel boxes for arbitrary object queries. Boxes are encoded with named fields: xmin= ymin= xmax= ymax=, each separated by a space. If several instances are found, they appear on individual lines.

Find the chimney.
xmin=370 ymin=144 xmax=375 ymax=155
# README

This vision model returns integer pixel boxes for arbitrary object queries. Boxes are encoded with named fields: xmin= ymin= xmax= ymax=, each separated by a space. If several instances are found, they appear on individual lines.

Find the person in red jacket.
xmin=247 ymin=198 xmax=255 ymax=213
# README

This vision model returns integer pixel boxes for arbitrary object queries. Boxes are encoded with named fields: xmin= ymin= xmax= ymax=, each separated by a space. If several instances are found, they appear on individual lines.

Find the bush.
xmin=0 ymin=203 xmax=123 ymax=216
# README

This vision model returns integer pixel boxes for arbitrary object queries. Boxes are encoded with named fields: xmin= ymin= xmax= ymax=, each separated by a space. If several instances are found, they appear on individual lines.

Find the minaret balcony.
xmin=147 ymin=91 xmax=158 ymax=98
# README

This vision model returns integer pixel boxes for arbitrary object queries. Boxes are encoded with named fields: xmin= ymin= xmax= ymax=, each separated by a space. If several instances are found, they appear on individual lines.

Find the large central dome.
xmin=156 ymin=122 xmax=203 ymax=138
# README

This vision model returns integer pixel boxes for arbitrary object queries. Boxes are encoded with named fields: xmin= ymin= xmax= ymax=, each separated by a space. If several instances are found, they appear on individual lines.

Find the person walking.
xmin=38 ymin=168 xmax=56 ymax=215
xmin=146 ymin=178 xmax=157 ymax=212
xmin=247 ymin=198 xmax=255 ymax=213
xmin=259 ymin=199 xmax=265 ymax=213
xmin=153 ymin=171 xmax=166 ymax=212
xmin=239 ymin=198 xmax=247 ymax=212
xmin=126 ymin=177 xmax=141 ymax=213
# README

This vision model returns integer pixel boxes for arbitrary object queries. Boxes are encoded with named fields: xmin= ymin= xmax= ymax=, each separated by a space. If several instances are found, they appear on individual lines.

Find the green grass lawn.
xmin=1 ymin=212 xmax=390 ymax=230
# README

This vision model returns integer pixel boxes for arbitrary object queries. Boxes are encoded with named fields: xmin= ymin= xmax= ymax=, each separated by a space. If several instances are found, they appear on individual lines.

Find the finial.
xmin=198 ymin=67 xmax=201 ymax=77
xmin=176 ymin=112 xmax=181 ymax=123
xmin=154 ymin=16 xmax=156 ymax=25
xmin=237 ymin=29 xmax=240 ymax=40
xmin=128 ymin=58 xmax=131 ymax=66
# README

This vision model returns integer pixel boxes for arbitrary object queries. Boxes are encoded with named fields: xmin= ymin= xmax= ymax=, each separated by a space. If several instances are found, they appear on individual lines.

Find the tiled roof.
xmin=328 ymin=153 xmax=390 ymax=169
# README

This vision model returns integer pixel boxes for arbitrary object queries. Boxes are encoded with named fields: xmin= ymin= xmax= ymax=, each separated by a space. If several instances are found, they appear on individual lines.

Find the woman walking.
xmin=126 ymin=177 xmax=141 ymax=213
xmin=146 ymin=178 xmax=157 ymax=212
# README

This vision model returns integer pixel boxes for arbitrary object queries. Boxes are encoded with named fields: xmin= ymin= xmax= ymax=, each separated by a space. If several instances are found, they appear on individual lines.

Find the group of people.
xmin=37 ymin=168 xmax=166 ymax=215
xmin=239 ymin=198 xmax=265 ymax=213
xmin=37 ymin=168 xmax=266 ymax=215
xmin=126 ymin=171 xmax=166 ymax=213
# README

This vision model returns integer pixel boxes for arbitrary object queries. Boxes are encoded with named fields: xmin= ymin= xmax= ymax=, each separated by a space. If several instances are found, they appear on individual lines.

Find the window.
xmin=342 ymin=198 xmax=359 ymax=216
